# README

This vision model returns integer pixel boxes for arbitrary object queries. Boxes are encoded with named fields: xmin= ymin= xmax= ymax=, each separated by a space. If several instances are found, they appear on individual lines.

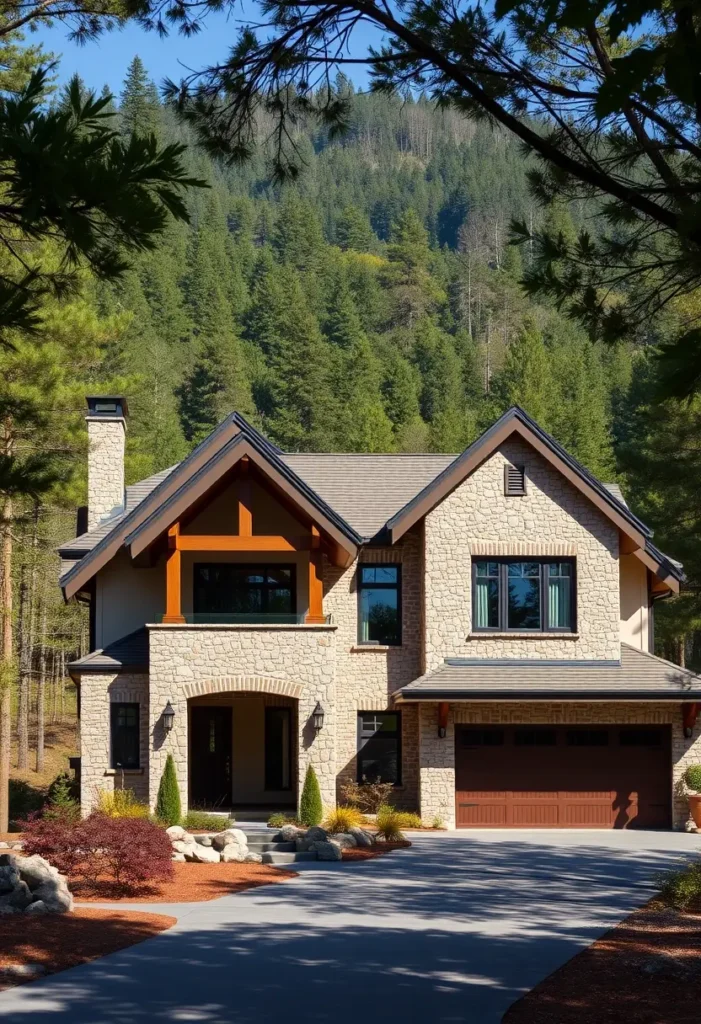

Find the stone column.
xmin=418 ymin=702 xmax=456 ymax=828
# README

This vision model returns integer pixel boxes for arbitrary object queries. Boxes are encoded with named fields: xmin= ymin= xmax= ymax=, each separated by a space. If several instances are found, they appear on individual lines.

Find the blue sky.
xmin=31 ymin=6 xmax=381 ymax=98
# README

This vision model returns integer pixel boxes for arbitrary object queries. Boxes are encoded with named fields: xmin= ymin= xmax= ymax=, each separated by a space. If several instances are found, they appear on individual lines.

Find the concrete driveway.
xmin=0 ymin=829 xmax=698 ymax=1024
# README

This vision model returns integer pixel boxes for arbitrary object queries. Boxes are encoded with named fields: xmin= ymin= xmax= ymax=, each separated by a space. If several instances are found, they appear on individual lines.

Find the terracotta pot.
xmin=689 ymin=794 xmax=701 ymax=828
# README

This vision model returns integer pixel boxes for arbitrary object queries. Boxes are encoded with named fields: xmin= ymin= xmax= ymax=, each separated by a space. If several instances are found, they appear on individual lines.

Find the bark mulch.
xmin=0 ymin=908 xmax=176 ymax=992
xmin=503 ymin=900 xmax=701 ymax=1024
xmin=343 ymin=840 xmax=412 ymax=861
xmin=72 ymin=860 xmax=297 ymax=902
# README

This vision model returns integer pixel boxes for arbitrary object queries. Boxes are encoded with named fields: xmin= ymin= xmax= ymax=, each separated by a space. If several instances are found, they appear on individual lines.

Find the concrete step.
xmin=261 ymin=851 xmax=317 ymax=865
xmin=245 ymin=841 xmax=296 ymax=853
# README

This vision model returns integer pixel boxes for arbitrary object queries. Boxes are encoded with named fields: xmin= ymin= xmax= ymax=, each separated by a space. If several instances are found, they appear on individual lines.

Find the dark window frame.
xmin=193 ymin=562 xmax=297 ymax=616
xmin=264 ymin=706 xmax=293 ymax=792
xmin=356 ymin=563 xmax=402 ymax=646
xmin=472 ymin=557 xmax=577 ymax=633
xmin=110 ymin=702 xmax=140 ymax=770
xmin=356 ymin=711 xmax=402 ymax=786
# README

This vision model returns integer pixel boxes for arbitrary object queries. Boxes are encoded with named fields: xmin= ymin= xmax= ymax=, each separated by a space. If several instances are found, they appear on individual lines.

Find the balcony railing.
xmin=157 ymin=611 xmax=332 ymax=626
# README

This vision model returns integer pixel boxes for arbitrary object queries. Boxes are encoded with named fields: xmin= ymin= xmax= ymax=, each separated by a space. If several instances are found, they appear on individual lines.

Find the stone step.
xmin=245 ymin=841 xmax=296 ymax=853
xmin=261 ymin=851 xmax=317 ymax=865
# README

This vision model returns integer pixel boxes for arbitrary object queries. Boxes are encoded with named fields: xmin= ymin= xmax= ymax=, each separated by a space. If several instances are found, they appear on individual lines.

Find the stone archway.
xmin=183 ymin=675 xmax=304 ymax=701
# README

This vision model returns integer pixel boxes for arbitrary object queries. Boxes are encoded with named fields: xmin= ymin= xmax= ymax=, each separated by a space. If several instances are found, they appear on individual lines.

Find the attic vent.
xmin=504 ymin=463 xmax=526 ymax=496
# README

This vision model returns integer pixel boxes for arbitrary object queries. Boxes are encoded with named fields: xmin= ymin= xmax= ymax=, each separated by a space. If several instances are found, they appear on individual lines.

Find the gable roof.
xmin=396 ymin=644 xmax=701 ymax=701
xmin=386 ymin=406 xmax=682 ymax=591
xmin=68 ymin=628 xmax=149 ymax=676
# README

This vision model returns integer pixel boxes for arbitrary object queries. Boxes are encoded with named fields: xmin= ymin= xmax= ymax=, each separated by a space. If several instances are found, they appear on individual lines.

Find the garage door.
xmin=455 ymin=725 xmax=671 ymax=828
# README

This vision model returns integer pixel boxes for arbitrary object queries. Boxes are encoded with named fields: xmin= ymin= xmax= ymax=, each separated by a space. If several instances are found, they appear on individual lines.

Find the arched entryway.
xmin=184 ymin=677 xmax=302 ymax=814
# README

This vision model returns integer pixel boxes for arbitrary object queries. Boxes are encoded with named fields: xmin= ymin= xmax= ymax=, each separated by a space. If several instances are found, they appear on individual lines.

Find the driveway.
xmin=0 ymin=830 xmax=697 ymax=1023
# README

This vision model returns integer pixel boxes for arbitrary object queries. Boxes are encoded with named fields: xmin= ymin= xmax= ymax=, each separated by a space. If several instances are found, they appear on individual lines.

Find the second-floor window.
xmin=194 ymin=564 xmax=296 ymax=618
xmin=357 ymin=565 xmax=401 ymax=645
xmin=472 ymin=559 xmax=575 ymax=633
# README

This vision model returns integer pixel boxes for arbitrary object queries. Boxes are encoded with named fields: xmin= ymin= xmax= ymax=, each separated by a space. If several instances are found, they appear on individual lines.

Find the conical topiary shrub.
xmin=155 ymin=753 xmax=182 ymax=826
xmin=299 ymin=765 xmax=323 ymax=826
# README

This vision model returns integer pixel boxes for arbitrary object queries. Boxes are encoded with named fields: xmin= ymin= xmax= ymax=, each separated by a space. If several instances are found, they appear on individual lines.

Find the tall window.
xmin=357 ymin=712 xmax=401 ymax=784
xmin=194 ymin=564 xmax=296 ymax=619
xmin=357 ymin=565 xmax=401 ymax=645
xmin=472 ymin=559 xmax=575 ymax=632
xmin=110 ymin=703 xmax=140 ymax=769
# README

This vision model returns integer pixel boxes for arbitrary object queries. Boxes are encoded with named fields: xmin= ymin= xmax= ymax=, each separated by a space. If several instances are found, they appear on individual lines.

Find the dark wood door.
xmin=189 ymin=706 xmax=232 ymax=808
xmin=455 ymin=725 xmax=671 ymax=828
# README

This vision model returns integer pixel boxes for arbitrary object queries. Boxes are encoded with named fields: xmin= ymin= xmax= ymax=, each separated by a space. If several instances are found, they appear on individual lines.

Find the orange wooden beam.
xmin=175 ymin=534 xmax=311 ymax=552
xmin=306 ymin=526 xmax=325 ymax=624
xmin=163 ymin=523 xmax=185 ymax=623
xmin=238 ymin=456 xmax=253 ymax=537
xmin=438 ymin=702 xmax=449 ymax=738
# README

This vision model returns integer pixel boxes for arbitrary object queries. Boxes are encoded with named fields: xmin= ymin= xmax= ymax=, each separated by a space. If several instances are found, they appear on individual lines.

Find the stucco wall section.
xmin=86 ymin=417 xmax=125 ymax=531
xmin=417 ymin=700 xmax=701 ymax=829
xmin=79 ymin=672 xmax=149 ymax=813
xmin=147 ymin=625 xmax=337 ymax=814
xmin=326 ymin=529 xmax=423 ymax=811
xmin=423 ymin=439 xmax=620 ymax=668
xmin=620 ymin=553 xmax=650 ymax=651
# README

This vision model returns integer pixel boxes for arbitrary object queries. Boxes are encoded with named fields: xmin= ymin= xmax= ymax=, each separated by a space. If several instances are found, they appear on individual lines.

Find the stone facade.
xmin=418 ymin=700 xmax=701 ymax=829
xmin=86 ymin=416 xmax=125 ymax=530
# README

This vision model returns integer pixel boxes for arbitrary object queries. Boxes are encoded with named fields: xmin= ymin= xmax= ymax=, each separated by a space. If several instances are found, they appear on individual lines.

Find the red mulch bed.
xmin=343 ymin=840 xmax=412 ymax=861
xmin=0 ymin=908 xmax=176 ymax=991
xmin=72 ymin=860 xmax=297 ymax=902
xmin=503 ymin=900 xmax=701 ymax=1024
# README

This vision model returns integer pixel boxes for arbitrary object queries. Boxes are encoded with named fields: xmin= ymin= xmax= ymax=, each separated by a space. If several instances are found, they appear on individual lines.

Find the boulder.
xmin=0 ymin=853 xmax=19 ymax=868
xmin=172 ymin=839 xmax=196 ymax=855
xmin=33 ymin=881 xmax=73 ymax=914
xmin=348 ymin=827 xmax=376 ymax=848
xmin=171 ymin=852 xmax=186 ymax=863
xmin=24 ymin=901 xmax=48 ymax=916
xmin=328 ymin=833 xmax=357 ymax=849
xmin=244 ymin=852 xmax=263 ymax=864
xmin=166 ymin=825 xmax=189 ymax=842
xmin=17 ymin=855 xmax=59 ymax=891
xmin=1 ymin=880 xmax=33 ymax=911
xmin=279 ymin=824 xmax=302 ymax=842
xmin=188 ymin=844 xmax=220 ymax=864
xmin=0 ymin=904 xmax=18 ymax=915
xmin=296 ymin=826 xmax=328 ymax=851
xmin=310 ymin=840 xmax=343 ymax=862
xmin=0 ymin=865 xmax=20 ymax=893
xmin=220 ymin=844 xmax=246 ymax=864
xmin=212 ymin=829 xmax=248 ymax=851
xmin=195 ymin=835 xmax=213 ymax=847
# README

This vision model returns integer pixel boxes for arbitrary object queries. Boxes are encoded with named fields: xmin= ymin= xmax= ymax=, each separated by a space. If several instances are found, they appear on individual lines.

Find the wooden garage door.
xmin=455 ymin=725 xmax=671 ymax=828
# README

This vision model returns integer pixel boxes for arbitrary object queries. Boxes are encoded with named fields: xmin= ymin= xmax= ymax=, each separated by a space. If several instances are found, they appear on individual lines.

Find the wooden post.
xmin=163 ymin=522 xmax=185 ymax=624
xmin=238 ymin=456 xmax=253 ymax=537
xmin=306 ymin=526 xmax=325 ymax=624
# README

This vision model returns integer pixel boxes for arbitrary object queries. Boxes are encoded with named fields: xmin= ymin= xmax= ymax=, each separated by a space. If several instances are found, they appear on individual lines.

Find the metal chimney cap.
xmin=85 ymin=396 xmax=129 ymax=418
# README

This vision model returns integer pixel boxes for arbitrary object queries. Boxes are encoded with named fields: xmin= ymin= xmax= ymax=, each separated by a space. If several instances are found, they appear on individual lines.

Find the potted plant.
xmin=684 ymin=765 xmax=701 ymax=828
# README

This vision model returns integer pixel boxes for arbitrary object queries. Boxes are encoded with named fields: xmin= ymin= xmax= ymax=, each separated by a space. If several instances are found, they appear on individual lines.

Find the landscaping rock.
xmin=171 ymin=852 xmax=186 ymax=863
xmin=328 ymin=833 xmax=357 ymax=849
xmin=0 ymin=864 xmax=20 ymax=892
xmin=24 ymin=901 xmax=48 ymax=915
xmin=17 ymin=855 xmax=59 ymax=890
xmin=244 ymin=852 xmax=263 ymax=864
xmin=296 ymin=826 xmax=328 ymax=851
xmin=212 ymin=829 xmax=248 ymax=851
xmin=348 ymin=827 xmax=376 ymax=848
xmin=195 ymin=835 xmax=213 ymax=847
xmin=166 ymin=825 xmax=189 ymax=842
xmin=0 ymin=904 xmax=17 ymax=915
xmin=310 ymin=840 xmax=343 ymax=862
xmin=279 ymin=824 xmax=302 ymax=842
xmin=1 ymin=880 xmax=33 ymax=911
xmin=0 ymin=852 xmax=19 ymax=868
xmin=33 ymin=880 xmax=73 ymax=914
xmin=188 ymin=844 xmax=220 ymax=864
xmin=171 ymin=839 xmax=196 ymax=855
xmin=220 ymin=844 xmax=246 ymax=863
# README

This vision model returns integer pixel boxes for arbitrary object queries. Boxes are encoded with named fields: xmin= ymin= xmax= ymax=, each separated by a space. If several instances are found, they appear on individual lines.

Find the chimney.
xmin=85 ymin=396 xmax=128 ymax=531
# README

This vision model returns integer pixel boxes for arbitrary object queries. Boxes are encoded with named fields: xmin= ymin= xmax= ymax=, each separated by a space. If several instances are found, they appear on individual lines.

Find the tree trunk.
xmin=16 ymin=555 xmax=29 ymax=769
xmin=36 ymin=600 xmax=47 ymax=774
xmin=0 ymin=488 xmax=14 ymax=833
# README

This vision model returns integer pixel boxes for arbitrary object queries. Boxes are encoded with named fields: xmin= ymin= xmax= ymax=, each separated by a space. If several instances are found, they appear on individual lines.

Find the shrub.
xmin=183 ymin=811 xmax=234 ymax=831
xmin=8 ymin=778 xmax=43 ymax=827
xmin=323 ymin=805 xmax=365 ymax=833
xmin=431 ymin=815 xmax=446 ymax=830
xmin=268 ymin=812 xmax=301 ymax=828
xmin=97 ymin=788 xmax=150 ymax=819
xmin=43 ymin=772 xmax=80 ymax=823
xmin=23 ymin=813 xmax=174 ymax=892
xmin=657 ymin=861 xmax=701 ymax=910
xmin=155 ymin=753 xmax=182 ymax=826
xmin=684 ymin=764 xmax=701 ymax=793
xmin=393 ymin=811 xmax=423 ymax=829
xmin=374 ymin=804 xmax=406 ymax=842
xmin=340 ymin=778 xmax=395 ymax=814
xmin=299 ymin=765 xmax=323 ymax=826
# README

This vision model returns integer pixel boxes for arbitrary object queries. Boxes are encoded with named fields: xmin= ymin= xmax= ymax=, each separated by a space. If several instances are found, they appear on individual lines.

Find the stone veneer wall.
xmin=79 ymin=672 xmax=149 ymax=813
xmin=325 ymin=529 xmax=423 ymax=811
xmin=418 ymin=701 xmax=701 ymax=829
xmin=147 ymin=625 xmax=337 ymax=814
xmin=86 ymin=417 xmax=125 ymax=531
xmin=423 ymin=439 xmax=620 ymax=670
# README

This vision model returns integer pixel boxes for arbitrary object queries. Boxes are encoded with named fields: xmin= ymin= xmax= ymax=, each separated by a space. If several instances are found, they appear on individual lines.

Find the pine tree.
xmin=120 ymin=55 xmax=162 ymax=138
xmin=156 ymin=753 xmax=182 ymax=825
xmin=493 ymin=317 xmax=553 ymax=426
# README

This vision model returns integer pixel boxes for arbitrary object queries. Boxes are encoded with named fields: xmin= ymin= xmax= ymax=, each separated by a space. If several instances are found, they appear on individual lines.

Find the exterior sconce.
xmin=313 ymin=702 xmax=325 ymax=733
xmin=438 ymin=701 xmax=449 ymax=740
xmin=162 ymin=701 xmax=176 ymax=733
xmin=683 ymin=703 xmax=699 ymax=740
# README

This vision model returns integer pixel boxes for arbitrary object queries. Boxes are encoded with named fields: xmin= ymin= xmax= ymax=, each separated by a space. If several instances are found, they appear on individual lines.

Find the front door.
xmin=190 ymin=706 xmax=232 ymax=808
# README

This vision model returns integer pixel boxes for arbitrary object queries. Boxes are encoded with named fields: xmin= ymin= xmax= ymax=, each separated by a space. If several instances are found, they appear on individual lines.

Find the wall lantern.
xmin=312 ymin=702 xmax=325 ymax=733
xmin=162 ymin=701 xmax=176 ymax=733
xmin=437 ymin=702 xmax=449 ymax=740
xmin=682 ymin=702 xmax=699 ymax=740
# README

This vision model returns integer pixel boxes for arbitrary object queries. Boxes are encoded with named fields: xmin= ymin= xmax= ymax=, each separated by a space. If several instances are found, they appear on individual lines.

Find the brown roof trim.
xmin=388 ymin=409 xmax=648 ymax=550
xmin=126 ymin=435 xmax=359 ymax=566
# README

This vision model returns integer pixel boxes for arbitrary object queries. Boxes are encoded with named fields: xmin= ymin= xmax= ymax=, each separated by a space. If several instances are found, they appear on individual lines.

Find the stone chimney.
xmin=85 ymin=396 xmax=128 ymax=531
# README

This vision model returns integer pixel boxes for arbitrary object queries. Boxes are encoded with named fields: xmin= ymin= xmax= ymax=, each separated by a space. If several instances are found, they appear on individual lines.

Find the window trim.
xmin=264 ymin=706 xmax=293 ymax=792
xmin=193 ymin=562 xmax=297 ymax=616
xmin=356 ymin=710 xmax=402 ymax=786
xmin=356 ymin=563 xmax=402 ymax=646
xmin=110 ymin=701 xmax=140 ymax=770
xmin=471 ymin=557 xmax=577 ymax=634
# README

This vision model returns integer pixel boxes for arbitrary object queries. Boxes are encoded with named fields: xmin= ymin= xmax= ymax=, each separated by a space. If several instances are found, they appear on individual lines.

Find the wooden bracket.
xmin=438 ymin=702 xmax=449 ymax=738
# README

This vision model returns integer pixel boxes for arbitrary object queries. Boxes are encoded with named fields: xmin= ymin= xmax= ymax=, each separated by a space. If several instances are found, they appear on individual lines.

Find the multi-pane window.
xmin=194 ymin=564 xmax=296 ymax=618
xmin=110 ymin=702 xmax=140 ymax=769
xmin=357 ymin=712 xmax=401 ymax=784
xmin=357 ymin=565 xmax=401 ymax=645
xmin=473 ymin=559 xmax=575 ymax=632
